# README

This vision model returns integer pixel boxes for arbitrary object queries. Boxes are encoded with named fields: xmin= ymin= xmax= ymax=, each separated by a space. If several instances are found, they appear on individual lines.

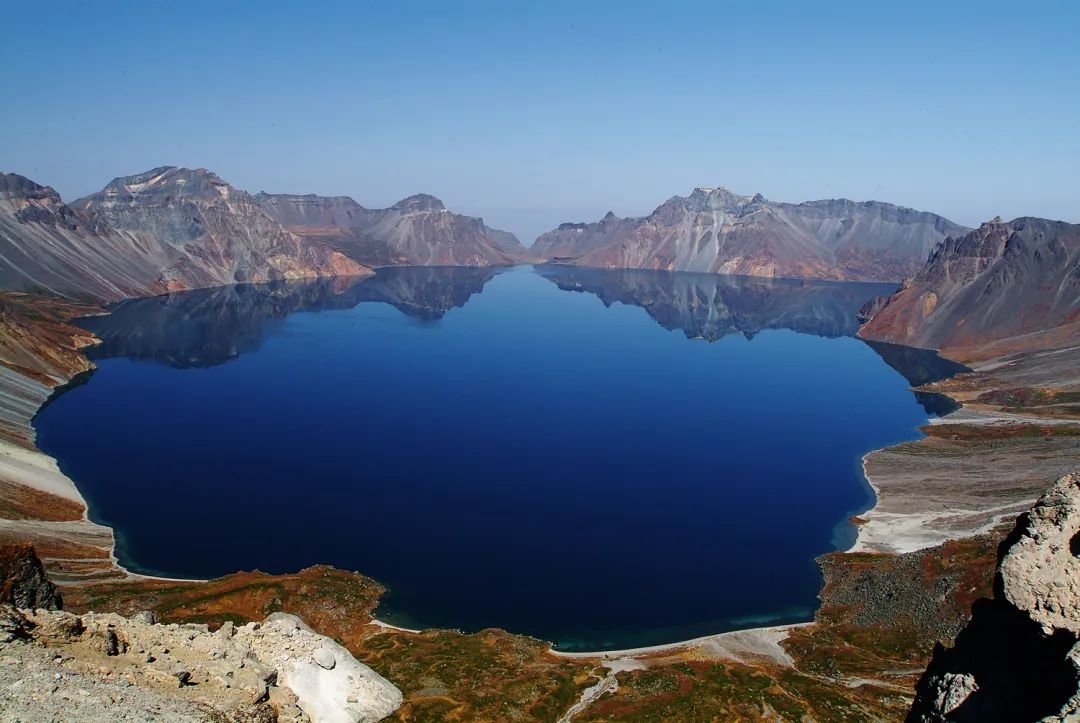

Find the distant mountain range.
xmin=0 ymin=168 xmax=367 ymax=302
xmin=3 ymin=166 xmax=1076 ymax=355
xmin=255 ymin=191 xmax=532 ymax=268
xmin=858 ymin=217 xmax=1080 ymax=355
xmin=533 ymin=187 xmax=968 ymax=282
xmin=0 ymin=166 xmax=526 ymax=303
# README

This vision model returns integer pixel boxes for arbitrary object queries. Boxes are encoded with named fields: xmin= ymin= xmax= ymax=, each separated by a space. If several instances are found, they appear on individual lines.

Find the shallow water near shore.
xmin=35 ymin=265 xmax=964 ymax=651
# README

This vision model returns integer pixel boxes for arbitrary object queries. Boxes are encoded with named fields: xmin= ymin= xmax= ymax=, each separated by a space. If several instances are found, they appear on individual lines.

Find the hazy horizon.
xmin=3 ymin=0 xmax=1077 ymax=243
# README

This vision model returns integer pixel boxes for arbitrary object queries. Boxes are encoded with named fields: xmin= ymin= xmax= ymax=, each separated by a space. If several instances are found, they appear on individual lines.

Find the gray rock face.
xmin=859 ymin=217 xmax=1080 ymax=352
xmin=999 ymin=473 xmax=1080 ymax=638
xmin=908 ymin=472 xmax=1080 ymax=722
xmin=256 ymin=191 xmax=532 ymax=267
xmin=0 ymin=168 xmax=369 ymax=303
xmin=0 ymin=172 xmax=176 ymax=301
xmin=74 ymin=167 xmax=367 ymax=291
xmin=533 ymin=187 xmax=967 ymax=282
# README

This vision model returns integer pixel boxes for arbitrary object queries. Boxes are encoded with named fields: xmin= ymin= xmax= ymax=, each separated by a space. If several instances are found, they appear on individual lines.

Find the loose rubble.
xmin=0 ymin=604 xmax=401 ymax=722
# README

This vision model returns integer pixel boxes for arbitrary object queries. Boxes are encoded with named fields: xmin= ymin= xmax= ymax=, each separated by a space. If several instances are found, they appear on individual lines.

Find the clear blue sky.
xmin=3 ymin=0 xmax=1077 ymax=243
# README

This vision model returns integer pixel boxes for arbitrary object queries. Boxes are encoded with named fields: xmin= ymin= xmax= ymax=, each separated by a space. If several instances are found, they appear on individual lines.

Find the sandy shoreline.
xmin=550 ymin=623 xmax=805 ymax=666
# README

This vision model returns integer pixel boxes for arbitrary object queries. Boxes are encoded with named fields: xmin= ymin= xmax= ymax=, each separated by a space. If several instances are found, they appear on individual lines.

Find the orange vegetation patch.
xmin=0 ymin=479 xmax=85 ymax=522
xmin=0 ymin=292 xmax=101 ymax=382
xmin=921 ymin=423 xmax=1080 ymax=441
xmin=64 ymin=565 xmax=385 ymax=637
xmin=64 ymin=566 xmax=593 ymax=722
xmin=0 ymin=530 xmax=110 ymax=562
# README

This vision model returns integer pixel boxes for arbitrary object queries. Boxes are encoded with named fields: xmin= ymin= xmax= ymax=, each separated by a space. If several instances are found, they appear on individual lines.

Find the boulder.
xmin=243 ymin=613 xmax=402 ymax=723
xmin=908 ymin=472 xmax=1080 ymax=722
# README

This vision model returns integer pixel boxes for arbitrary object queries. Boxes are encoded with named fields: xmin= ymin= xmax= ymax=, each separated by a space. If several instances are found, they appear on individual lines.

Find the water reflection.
xmin=81 ymin=264 xmax=966 ymax=414
xmin=537 ymin=266 xmax=894 ymax=341
xmin=80 ymin=266 xmax=497 ymax=368
xmin=537 ymin=266 xmax=967 ymax=414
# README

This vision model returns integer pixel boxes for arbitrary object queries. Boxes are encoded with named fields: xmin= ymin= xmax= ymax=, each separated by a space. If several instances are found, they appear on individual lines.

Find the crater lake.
xmin=34 ymin=265 xmax=965 ymax=651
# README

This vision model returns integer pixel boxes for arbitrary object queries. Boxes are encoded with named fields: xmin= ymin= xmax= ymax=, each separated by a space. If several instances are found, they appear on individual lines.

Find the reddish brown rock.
xmin=859 ymin=217 xmax=1080 ymax=354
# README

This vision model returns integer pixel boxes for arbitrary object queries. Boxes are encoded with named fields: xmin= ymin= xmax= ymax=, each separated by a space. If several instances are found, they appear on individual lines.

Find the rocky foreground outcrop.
xmin=908 ymin=471 xmax=1080 ymax=722
xmin=533 ymin=188 xmax=967 ymax=282
xmin=0 ymin=603 xmax=402 ymax=722
xmin=0 ymin=542 xmax=61 ymax=610
xmin=859 ymin=217 xmax=1080 ymax=355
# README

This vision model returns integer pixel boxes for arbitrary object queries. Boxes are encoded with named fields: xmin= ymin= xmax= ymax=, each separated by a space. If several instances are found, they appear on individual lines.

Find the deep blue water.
xmin=35 ymin=266 xmax=964 ymax=651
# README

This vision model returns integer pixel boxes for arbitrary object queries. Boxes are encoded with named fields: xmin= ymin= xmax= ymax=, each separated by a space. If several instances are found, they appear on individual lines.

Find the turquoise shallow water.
xmin=35 ymin=265 xmax=963 ymax=651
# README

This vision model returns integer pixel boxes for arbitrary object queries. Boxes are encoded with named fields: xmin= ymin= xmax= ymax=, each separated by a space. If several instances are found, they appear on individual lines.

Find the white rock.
xmin=313 ymin=647 xmax=336 ymax=670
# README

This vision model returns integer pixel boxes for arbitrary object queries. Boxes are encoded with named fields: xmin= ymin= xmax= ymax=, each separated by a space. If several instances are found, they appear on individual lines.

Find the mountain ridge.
xmin=533 ymin=187 xmax=969 ymax=282
xmin=858 ymin=216 xmax=1080 ymax=355
xmin=0 ymin=165 xmax=538 ymax=304
xmin=256 ymin=189 xmax=533 ymax=267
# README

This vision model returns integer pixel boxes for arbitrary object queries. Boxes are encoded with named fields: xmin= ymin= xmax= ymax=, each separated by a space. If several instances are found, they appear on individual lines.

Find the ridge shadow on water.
xmin=37 ymin=265 xmax=963 ymax=651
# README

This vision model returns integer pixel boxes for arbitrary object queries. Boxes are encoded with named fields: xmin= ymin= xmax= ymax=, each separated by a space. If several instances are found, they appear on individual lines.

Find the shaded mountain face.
xmin=861 ymin=340 xmax=969 ymax=415
xmin=80 ymin=266 xmax=498 ymax=368
xmin=536 ymin=265 xmax=897 ymax=341
xmin=858 ymin=217 xmax=1080 ymax=354
xmin=73 ymin=167 xmax=367 ymax=292
xmin=533 ymin=188 xmax=968 ymax=282
xmin=255 ymin=191 xmax=532 ymax=267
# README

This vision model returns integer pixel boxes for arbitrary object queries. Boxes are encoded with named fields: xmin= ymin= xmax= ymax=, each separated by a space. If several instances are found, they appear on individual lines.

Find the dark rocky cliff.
xmin=0 ymin=543 xmax=62 ymax=610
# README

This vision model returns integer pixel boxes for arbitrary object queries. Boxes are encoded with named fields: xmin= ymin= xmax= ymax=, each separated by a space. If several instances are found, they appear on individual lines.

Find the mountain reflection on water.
xmin=81 ymin=265 xmax=965 ymax=414
xmin=538 ymin=266 xmax=966 ymax=414
xmin=81 ymin=266 xmax=497 ymax=368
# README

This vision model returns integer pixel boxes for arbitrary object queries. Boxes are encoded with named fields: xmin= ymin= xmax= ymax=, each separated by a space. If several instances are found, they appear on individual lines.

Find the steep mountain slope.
xmin=1 ymin=168 xmax=369 ymax=304
xmin=256 ymin=191 xmax=531 ymax=267
xmin=858 ymin=217 xmax=1080 ymax=353
xmin=0 ymin=173 xmax=176 ymax=301
xmin=73 ymin=167 xmax=367 ymax=291
xmin=534 ymin=187 xmax=967 ymax=282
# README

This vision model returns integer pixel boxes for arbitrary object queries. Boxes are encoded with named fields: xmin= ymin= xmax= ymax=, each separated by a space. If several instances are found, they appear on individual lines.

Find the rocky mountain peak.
xmin=92 ymin=166 xmax=235 ymax=205
xmin=677 ymin=186 xmax=763 ymax=214
xmin=862 ymin=216 xmax=1079 ymax=354
xmin=391 ymin=193 xmax=446 ymax=213
xmin=0 ymin=173 xmax=63 ymax=204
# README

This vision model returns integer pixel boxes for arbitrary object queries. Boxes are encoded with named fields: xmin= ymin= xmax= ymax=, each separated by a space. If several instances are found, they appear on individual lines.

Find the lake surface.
xmin=35 ymin=265 xmax=964 ymax=651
